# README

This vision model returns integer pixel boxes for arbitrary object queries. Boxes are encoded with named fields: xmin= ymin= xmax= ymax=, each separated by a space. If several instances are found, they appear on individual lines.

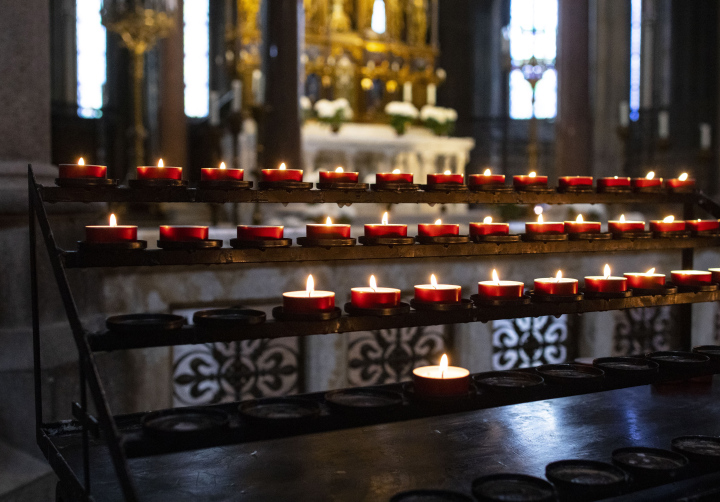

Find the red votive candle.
xmin=686 ymin=219 xmax=719 ymax=233
xmin=513 ymin=173 xmax=548 ymax=187
xmin=319 ymin=167 xmax=359 ymax=183
xmin=671 ymin=270 xmax=712 ymax=286
xmin=261 ymin=163 xmax=303 ymax=182
xmin=364 ymin=212 xmax=408 ymax=238
xmin=632 ymin=172 xmax=662 ymax=189
xmin=85 ymin=214 xmax=136 ymax=242
xmin=624 ymin=270 xmax=666 ymax=290
xmin=709 ymin=268 xmax=720 ymax=283
xmin=418 ymin=220 xmax=460 ymax=237
xmin=608 ymin=215 xmax=645 ymax=233
xmin=59 ymin=158 xmax=106 ymax=179
xmin=666 ymin=174 xmax=695 ymax=190
xmin=351 ymin=276 xmax=401 ymax=309
xmin=306 ymin=217 xmax=351 ymax=239
xmin=282 ymin=275 xmax=335 ymax=313
xmin=597 ymin=177 xmax=631 ymax=189
xmin=470 ymin=217 xmax=509 ymax=236
xmin=200 ymin=162 xmax=244 ymax=181
xmin=137 ymin=159 xmax=182 ymax=180
xmin=468 ymin=170 xmax=505 ymax=187
xmin=558 ymin=176 xmax=593 ymax=188
xmin=478 ymin=270 xmax=524 ymax=298
xmin=564 ymin=215 xmax=601 ymax=234
xmin=534 ymin=273 xmax=579 ymax=296
xmin=376 ymin=171 xmax=414 ymax=184
xmin=412 ymin=354 xmax=470 ymax=398
xmin=584 ymin=265 xmax=627 ymax=293
xmin=525 ymin=215 xmax=565 ymax=234
xmin=650 ymin=217 xmax=685 ymax=233
xmin=237 ymin=225 xmax=284 ymax=240
xmin=414 ymin=275 xmax=462 ymax=303
xmin=427 ymin=171 xmax=464 ymax=185
xmin=159 ymin=225 xmax=208 ymax=241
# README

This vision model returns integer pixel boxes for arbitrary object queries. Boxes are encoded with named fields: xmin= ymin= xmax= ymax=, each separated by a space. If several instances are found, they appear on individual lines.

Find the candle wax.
xmin=477 ymin=280 xmax=524 ymax=298
xmin=306 ymin=224 xmax=351 ymax=239
xmin=351 ymin=287 xmax=401 ymax=309
xmin=282 ymin=291 xmax=335 ymax=313
xmin=237 ymin=225 xmax=284 ymax=240
xmin=414 ymin=284 xmax=462 ymax=303
xmin=159 ymin=226 xmax=208 ymax=241
xmin=534 ymin=278 xmax=579 ymax=296
xmin=412 ymin=365 xmax=470 ymax=397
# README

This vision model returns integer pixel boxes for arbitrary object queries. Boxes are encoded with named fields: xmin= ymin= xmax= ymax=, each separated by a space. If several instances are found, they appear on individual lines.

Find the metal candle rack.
xmin=28 ymin=166 xmax=720 ymax=501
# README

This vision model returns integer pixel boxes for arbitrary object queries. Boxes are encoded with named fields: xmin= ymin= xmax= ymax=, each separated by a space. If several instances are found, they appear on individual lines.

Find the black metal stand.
xmin=421 ymin=183 xmax=468 ymax=192
xmin=410 ymin=299 xmax=474 ymax=311
xmin=77 ymin=240 xmax=147 ymax=252
xmin=371 ymin=183 xmax=420 ymax=192
xmin=315 ymin=182 xmax=369 ymax=191
xmin=344 ymin=302 xmax=411 ymax=316
xmin=128 ymin=179 xmax=187 ymax=188
xmin=257 ymin=180 xmax=313 ymax=191
xmin=197 ymin=180 xmax=253 ymax=190
xmin=415 ymin=235 xmax=470 ymax=245
xmin=157 ymin=239 xmax=223 ymax=250
xmin=296 ymin=237 xmax=356 ymax=247
xmin=229 ymin=237 xmax=293 ymax=249
xmin=358 ymin=235 xmax=415 ymax=246
xmin=55 ymin=178 xmax=117 ymax=188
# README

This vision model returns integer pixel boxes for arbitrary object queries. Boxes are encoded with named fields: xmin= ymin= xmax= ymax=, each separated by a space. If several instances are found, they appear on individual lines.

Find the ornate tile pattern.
xmin=492 ymin=315 xmax=573 ymax=370
xmin=613 ymin=306 xmax=676 ymax=356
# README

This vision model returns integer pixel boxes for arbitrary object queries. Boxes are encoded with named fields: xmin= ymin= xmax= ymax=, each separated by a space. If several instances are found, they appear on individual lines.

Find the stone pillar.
xmin=159 ymin=4 xmax=187 ymax=173
xmin=556 ymin=0 xmax=592 ymax=177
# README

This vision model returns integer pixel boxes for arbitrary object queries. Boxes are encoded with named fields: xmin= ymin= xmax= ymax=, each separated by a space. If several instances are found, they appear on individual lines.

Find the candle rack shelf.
xmin=27 ymin=166 xmax=720 ymax=501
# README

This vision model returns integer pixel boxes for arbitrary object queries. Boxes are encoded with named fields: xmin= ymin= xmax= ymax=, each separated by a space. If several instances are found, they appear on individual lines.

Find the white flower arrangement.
xmin=313 ymin=98 xmax=353 ymax=131
xmin=384 ymin=101 xmax=419 ymax=135
xmin=420 ymin=105 xmax=457 ymax=136
xmin=300 ymin=96 xmax=312 ymax=111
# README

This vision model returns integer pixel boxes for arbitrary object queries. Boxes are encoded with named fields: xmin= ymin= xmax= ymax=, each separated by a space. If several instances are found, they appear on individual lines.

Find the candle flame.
xmin=440 ymin=354 xmax=448 ymax=379
xmin=483 ymin=216 xmax=492 ymax=224
xmin=392 ymin=169 xmax=401 ymax=174
xmin=369 ymin=275 xmax=377 ymax=292
xmin=538 ymin=214 xmax=544 ymax=224
xmin=556 ymin=270 xmax=562 ymax=282
xmin=382 ymin=212 xmax=389 ymax=225
xmin=492 ymin=269 xmax=499 ymax=284
xmin=483 ymin=168 xmax=492 ymax=176
xmin=646 ymin=268 xmax=656 ymax=276
xmin=158 ymin=159 xmax=164 ymax=167
xmin=679 ymin=173 xmax=688 ymax=181
xmin=646 ymin=171 xmax=655 ymax=180
xmin=604 ymin=264 xmax=611 ymax=279
xmin=325 ymin=216 xmax=332 ymax=225
xmin=279 ymin=163 xmax=286 ymax=170
xmin=335 ymin=166 xmax=344 ymax=173
xmin=619 ymin=214 xmax=626 ymax=222
xmin=306 ymin=275 xmax=314 ymax=296
xmin=444 ymin=170 xmax=451 ymax=175
xmin=219 ymin=162 xmax=226 ymax=169
xmin=576 ymin=214 xmax=584 ymax=223
xmin=109 ymin=214 xmax=117 ymax=227
xmin=431 ymin=274 xmax=438 ymax=289
xmin=663 ymin=215 xmax=675 ymax=223
xmin=78 ymin=157 xmax=85 ymax=165
xmin=435 ymin=219 xmax=442 ymax=225
xmin=529 ymin=172 xmax=536 ymax=177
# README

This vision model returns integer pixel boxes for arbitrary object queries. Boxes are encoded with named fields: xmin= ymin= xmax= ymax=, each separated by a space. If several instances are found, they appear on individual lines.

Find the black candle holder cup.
xmin=296 ymin=237 xmax=356 ymax=247
xmin=535 ymin=363 xmax=605 ymax=391
xmin=229 ymin=237 xmax=293 ymax=249
xmin=582 ymin=288 xmax=632 ymax=300
xmin=358 ymin=235 xmax=415 ymax=246
xmin=344 ymin=302 xmax=411 ymax=317
xmin=592 ymin=357 xmax=660 ymax=386
xmin=390 ymin=489 xmax=474 ymax=502
xmin=370 ymin=182 xmax=420 ymax=192
xmin=421 ymin=183 xmax=469 ymax=192
xmin=630 ymin=285 xmax=677 ymax=296
xmin=128 ymin=178 xmax=188 ymax=189
xmin=197 ymin=179 xmax=252 ymax=190
xmin=690 ymin=229 xmax=720 ymax=237
xmin=142 ymin=408 xmax=230 ymax=443
xmin=668 ymin=281 xmax=718 ymax=293
xmin=415 ymin=235 xmax=470 ymax=245
xmin=272 ymin=306 xmax=342 ymax=322
xmin=472 ymin=371 xmax=544 ymax=402
xmin=671 ymin=435 xmax=720 ymax=467
xmin=106 ymin=313 xmax=186 ymax=335
xmin=77 ymin=240 xmax=147 ymax=252
xmin=324 ymin=388 xmax=404 ymax=418
xmin=692 ymin=345 xmax=720 ymax=372
xmin=611 ymin=446 xmax=689 ymax=488
xmin=157 ymin=239 xmax=223 ymax=250
xmin=238 ymin=397 xmax=322 ymax=426
xmin=471 ymin=294 xmax=531 ymax=308
xmin=410 ymin=298 xmax=474 ymax=312
xmin=471 ymin=473 xmax=557 ymax=502
xmin=646 ymin=350 xmax=712 ymax=380
xmin=545 ymin=459 xmax=629 ymax=501
xmin=257 ymin=180 xmax=312 ymax=191
xmin=193 ymin=308 xmax=266 ymax=332
xmin=55 ymin=177 xmax=117 ymax=188
xmin=315 ymin=182 xmax=369 ymax=191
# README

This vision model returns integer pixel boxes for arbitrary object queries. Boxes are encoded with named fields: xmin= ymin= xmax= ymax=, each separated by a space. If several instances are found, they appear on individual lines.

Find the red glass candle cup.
xmin=418 ymin=223 xmax=460 ymax=237
xmin=467 ymin=173 xmax=505 ymax=187
xmin=534 ymin=277 xmax=579 ymax=296
xmin=261 ymin=168 xmax=303 ymax=182
xmin=671 ymin=270 xmax=712 ymax=286
xmin=414 ymin=284 xmax=462 ymax=303
xmin=59 ymin=163 xmax=107 ymax=179
xmin=608 ymin=220 xmax=645 ymax=233
xmin=376 ymin=172 xmax=414 ymax=184
xmin=137 ymin=166 xmax=183 ymax=180
xmin=709 ymin=268 xmax=720 ymax=283
xmin=584 ymin=275 xmax=627 ymax=293
xmin=564 ymin=220 xmax=601 ymax=234
xmin=85 ymin=225 xmax=137 ymax=243
xmin=650 ymin=219 xmax=686 ymax=232
xmin=477 ymin=280 xmax=524 ymax=298
xmin=597 ymin=177 xmax=631 ymax=190
xmin=319 ymin=170 xmax=359 ymax=183
xmin=351 ymin=286 xmax=401 ymax=309
xmin=632 ymin=177 xmax=662 ymax=189
xmin=470 ymin=222 xmax=509 ymax=236
xmin=558 ymin=176 xmax=593 ymax=188
xmin=513 ymin=174 xmax=548 ymax=187
xmin=685 ymin=220 xmax=719 ymax=233
xmin=306 ymin=223 xmax=351 ymax=239
xmin=237 ymin=225 xmax=284 ymax=240
xmin=427 ymin=173 xmax=463 ymax=185
xmin=412 ymin=365 xmax=470 ymax=397
xmin=666 ymin=178 xmax=696 ymax=189
xmin=525 ymin=221 xmax=565 ymax=234
xmin=282 ymin=291 xmax=335 ymax=313
xmin=364 ymin=223 xmax=408 ymax=238
xmin=159 ymin=226 xmax=208 ymax=241
xmin=624 ymin=272 xmax=666 ymax=290
xmin=200 ymin=167 xmax=244 ymax=181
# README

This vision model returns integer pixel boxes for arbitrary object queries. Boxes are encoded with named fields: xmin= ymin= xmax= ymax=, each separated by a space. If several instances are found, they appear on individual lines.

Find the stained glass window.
xmin=508 ymin=0 xmax=558 ymax=119
xmin=76 ymin=0 xmax=106 ymax=118
xmin=629 ymin=0 xmax=642 ymax=121
xmin=184 ymin=0 xmax=210 ymax=117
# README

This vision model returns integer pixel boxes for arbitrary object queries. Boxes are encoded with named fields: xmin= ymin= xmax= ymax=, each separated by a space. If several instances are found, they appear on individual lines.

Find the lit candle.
xmin=318 ymin=166 xmax=359 ymax=184
xmin=632 ymin=171 xmax=662 ymax=189
xmin=200 ymin=161 xmax=244 ymax=181
xmin=513 ymin=171 xmax=548 ymax=188
xmin=351 ymin=275 xmax=401 ymax=309
xmin=306 ymin=216 xmax=351 ymax=239
xmin=283 ymin=275 xmax=335 ymax=313
xmin=261 ymin=162 xmax=303 ymax=182
xmin=534 ymin=271 xmax=579 ymax=296
xmin=478 ymin=269 xmax=524 ymax=298
xmin=418 ymin=219 xmax=460 ymax=237
xmin=236 ymin=225 xmax=285 ymax=240
xmin=525 ymin=214 xmax=565 ymax=234
xmin=608 ymin=214 xmax=645 ymax=234
xmin=427 ymin=169 xmax=464 ymax=185
xmin=468 ymin=168 xmax=505 ymax=187
xmin=665 ymin=172 xmax=696 ymax=190
xmin=414 ymin=274 xmax=462 ymax=303
xmin=671 ymin=270 xmax=712 ymax=287
xmin=597 ymin=176 xmax=631 ymax=190
xmin=650 ymin=215 xmax=686 ymax=233
xmin=376 ymin=168 xmax=414 ymax=184
xmin=558 ymin=176 xmax=593 ymax=188
xmin=137 ymin=158 xmax=183 ymax=180
xmin=624 ymin=268 xmax=666 ymax=290
xmin=85 ymin=214 xmax=137 ymax=243
xmin=159 ymin=225 xmax=209 ymax=241
xmin=364 ymin=212 xmax=408 ymax=238
xmin=686 ymin=219 xmax=719 ymax=233
xmin=412 ymin=354 xmax=470 ymax=398
xmin=59 ymin=157 xmax=107 ymax=179
xmin=584 ymin=264 xmax=628 ymax=293
xmin=564 ymin=214 xmax=601 ymax=234
xmin=470 ymin=216 xmax=509 ymax=237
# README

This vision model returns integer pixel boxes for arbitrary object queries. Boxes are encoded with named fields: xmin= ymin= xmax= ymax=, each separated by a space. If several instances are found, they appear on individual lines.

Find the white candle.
xmin=658 ymin=111 xmax=669 ymax=139
xmin=231 ymin=79 xmax=242 ymax=112
xmin=252 ymin=69 xmax=264 ymax=105
xmin=403 ymin=81 xmax=413 ymax=103
xmin=619 ymin=101 xmax=630 ymax=128
xmin=209 ymin=91 xmax=220 ymax=126
xmin=426 ymin=84 xmax=437 ymax=106
xmin=700 ymin=123 xmax=712 ymax=150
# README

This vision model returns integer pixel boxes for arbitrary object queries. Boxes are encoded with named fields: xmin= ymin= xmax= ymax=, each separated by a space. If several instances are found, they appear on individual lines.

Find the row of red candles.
xmin=59 ymin=159 xmax=695 ymax=189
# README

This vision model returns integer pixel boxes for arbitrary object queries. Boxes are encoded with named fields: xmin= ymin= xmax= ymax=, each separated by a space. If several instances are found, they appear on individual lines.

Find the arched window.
xmin=184 ymin=0 xmax=210 ymax=117
xmin=76 ymin=0 xmax=106 ymax=118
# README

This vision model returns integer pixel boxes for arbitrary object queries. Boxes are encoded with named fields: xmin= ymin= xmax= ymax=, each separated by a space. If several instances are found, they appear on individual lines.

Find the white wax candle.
xmin=426 ymin=84 xmax=437 ymax=106
xmin=231 ymin=79 xmax=242 ymax=112
xmin=619 ymin=101 xmax=630 ymax=127
xmin=209 ymin=91 xmax=220 ymax=126
xmin=700 ymin=123 xmax=712 ymax=150
xmin=403 ymin=81 xmax=413 ymax=103
xmin=658 ymin=111 xmax=669 ymax=139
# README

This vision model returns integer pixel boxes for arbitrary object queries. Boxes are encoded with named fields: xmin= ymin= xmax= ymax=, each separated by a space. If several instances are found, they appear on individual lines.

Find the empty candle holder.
xmin=390 ymin=490 xmax=474 ymax=502
xmin=324 ymin=388 xmax=404 ymax=417
xmin=142 ymin=408 xmax=230 ymax=442
xmin=238 ymin=397 xmax=321 ymax=426
xmin=106 ymin=313 xmax=186 ymax=335
xmin=192 ymin=308 xmax=266 ymax=332
xmin=545 ymin=460 xmax=628 ymax=501
xmin=611 ymin=447 xmax=688 ymax=487
xmin=592 ymin=356 xmax=660 ymax=386
xmin=472 ymin=474 xmax=557 ymax=502
xmin=671 ymin=436 xmax=720 ymax=467
xmin=692 ymin=345 xmax=720 ymax=372
xmin=472 ymin=371 xmax=544 ymax=401
xmin=535 ymin=363 xmax=605 ymax=391
xmin=646 ymin=351 xmax=711 ymax=380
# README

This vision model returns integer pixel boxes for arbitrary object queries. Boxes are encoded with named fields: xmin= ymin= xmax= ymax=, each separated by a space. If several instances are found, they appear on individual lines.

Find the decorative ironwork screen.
xmin=492 ymin=315 xmax=575 ymax=369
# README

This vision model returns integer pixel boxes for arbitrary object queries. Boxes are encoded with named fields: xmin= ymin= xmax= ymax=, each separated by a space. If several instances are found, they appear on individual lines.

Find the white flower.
xmin=314 ymin=99 xmax=336 ymax=118
xmin=300 ymin=96 xmax=312 ymax=110
xmin=420 ymin=105 xmax=457 ymax=123
xmin=385 ymin=101 xmax=419 ymax=119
